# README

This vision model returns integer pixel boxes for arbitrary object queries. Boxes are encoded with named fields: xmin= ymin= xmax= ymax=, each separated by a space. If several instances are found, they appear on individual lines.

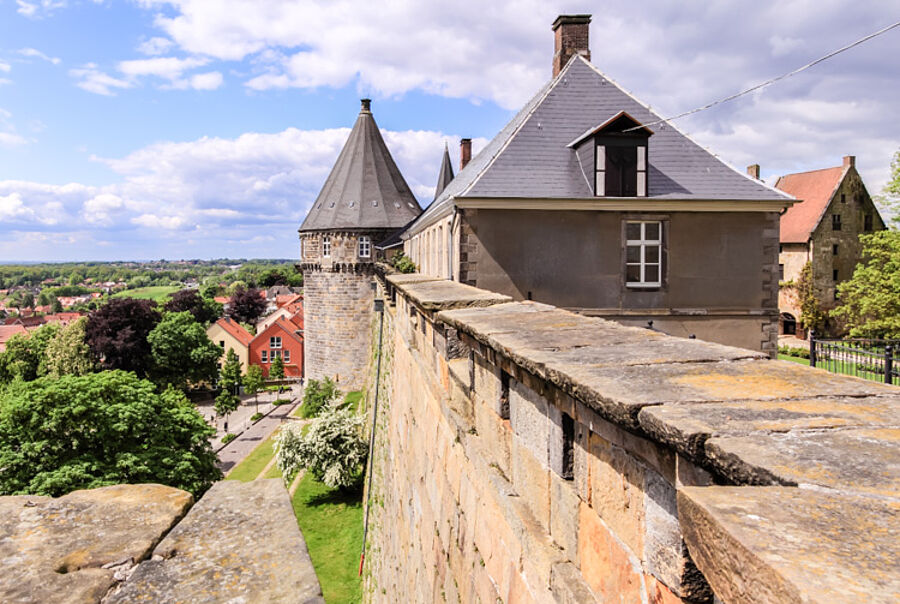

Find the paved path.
xmin=217 ymin=397 xmax=302 ymax=475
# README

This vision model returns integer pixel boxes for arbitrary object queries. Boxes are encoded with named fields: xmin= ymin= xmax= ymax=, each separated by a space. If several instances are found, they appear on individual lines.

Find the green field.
xmin=778 ymin=353 xmax=810 ymax=366
xmin=112 ymin=285 xmax=180 ymax=303
xmin=291 ymin=473 xmax=363 ymax=603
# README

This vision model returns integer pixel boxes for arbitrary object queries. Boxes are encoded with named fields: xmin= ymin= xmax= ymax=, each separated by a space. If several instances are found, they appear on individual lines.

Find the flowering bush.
xmin=275 ymin=401 xmax=367 ymax=490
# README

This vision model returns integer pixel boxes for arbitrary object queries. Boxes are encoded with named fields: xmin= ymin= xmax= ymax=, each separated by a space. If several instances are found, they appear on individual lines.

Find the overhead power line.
xmin=627 ymin=19 xmax=900 ymax=131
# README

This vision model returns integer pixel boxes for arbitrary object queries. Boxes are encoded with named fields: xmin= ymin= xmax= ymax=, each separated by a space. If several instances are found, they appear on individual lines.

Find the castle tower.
xmin=299 ymin=99 xmax=422 ymax=388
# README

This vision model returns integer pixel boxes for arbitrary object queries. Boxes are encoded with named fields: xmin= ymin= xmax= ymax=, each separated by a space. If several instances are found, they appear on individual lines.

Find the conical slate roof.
xmin=434 ymin=143 xmax=455 ymax=201
xmin=299 ymin=99 xmax=422 ymax=232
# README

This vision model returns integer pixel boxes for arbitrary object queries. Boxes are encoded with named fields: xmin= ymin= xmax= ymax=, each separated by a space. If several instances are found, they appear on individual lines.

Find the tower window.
xmin=864 ymin=214 xmax=873 ymax=231
xmin=359 ymin=235 xmax=371 ymax=258
xmin=841 ymin=193 xmax=846 ymax=203
xmin=832 ymin=244 xmax=839 ymax=255
xmin=322 ymin=235 xmax=331 ymax=257
xmin=832 ymin=214 xmax=841 ymax=231
xmin=833 ymin=269 xmax=839 ymax=281
xmin=625 ymin=221 xmax=662 ymax=288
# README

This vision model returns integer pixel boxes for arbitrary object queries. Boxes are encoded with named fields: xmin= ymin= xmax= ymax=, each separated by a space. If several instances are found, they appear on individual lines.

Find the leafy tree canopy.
xmin=0 ymin=323 xmax=60 ymax=383
xmin=243 ymin=364 xmax=265 ymax=398
xmin=148 ymin=311 xmax=222 ymax=389
xmin=164 ymin=289 xmax=222 ymax=325
xmin=876 ymin=149 xmax=900 ymax=228
xmin=301 ymin=376 xmax=339 ymax=418
xmin=390 ymin=251 xmax=417 ymax=274
xmin=0 ymin=371 xmax=221 ymax=497
xmin=833 ymin=231 xmax=900 ymax=338
xmin=270 ymin=354 xmax=285 ymax=379
xmin=227 ymin=287 xmax=267 ymax=324
xmin=219 ymin=348 xmax=243 ymax=394
xmin=214 ymin=389 xmax=240 ymax=420
xmin=44 ymin=317 xmax=95 ymax=379
xmin=796 ymin=262 xmax=827 ymax=334
xmin=85 ymin=298 xmax=161 ymax=376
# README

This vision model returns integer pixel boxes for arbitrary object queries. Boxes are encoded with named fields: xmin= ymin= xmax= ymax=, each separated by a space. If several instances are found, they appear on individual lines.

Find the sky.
xmin=0 ymin=0 xmax=898 ymax=262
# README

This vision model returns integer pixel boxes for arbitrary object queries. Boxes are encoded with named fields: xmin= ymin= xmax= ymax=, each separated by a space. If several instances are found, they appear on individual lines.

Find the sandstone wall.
xmin=363 ymin=269 xmax=899 ymax=603
xmin=302 ymin=267 xmax=374 ymax=390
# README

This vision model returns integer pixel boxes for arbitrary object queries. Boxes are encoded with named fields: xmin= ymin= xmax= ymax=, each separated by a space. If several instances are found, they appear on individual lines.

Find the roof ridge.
xmin=780 ymin=165 xmax=844 ymax=178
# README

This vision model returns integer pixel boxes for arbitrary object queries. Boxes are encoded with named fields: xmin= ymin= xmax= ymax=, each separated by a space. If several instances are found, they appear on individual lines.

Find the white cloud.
xmin=0 ymin=62 xmax=11 ymax=73
xmin=70 ymin=63 xmax=132 ymax=95
xmin=18 ymin=47 xmax=61 ymax=65
xmin=16 ymin=0 xmax=67 ymax=18
xmin=137 ymin=36 xmax=175 ymax=56
xmin=118 ymin=56 xmax=208 ymax=79
xmin=190 ymin=71 xmax=223 ymax=90
xmin=0 ymin=192 xmax=33 ymax=219
xmin=0 ymin=108 xmax=31 ymax=147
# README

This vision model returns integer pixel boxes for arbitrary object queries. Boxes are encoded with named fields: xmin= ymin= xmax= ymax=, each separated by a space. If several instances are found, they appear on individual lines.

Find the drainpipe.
xmin=359 ymin=296 xmax=385 ymax=576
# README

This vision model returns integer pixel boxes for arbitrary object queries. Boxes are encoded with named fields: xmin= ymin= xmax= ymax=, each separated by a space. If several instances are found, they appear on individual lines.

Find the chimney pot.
xmin=460 ymin=138 xmax=472 ymax=171
xmin=552 ymin=14 xmax=591 ymax=78
xmin=360 ymin=98 xmax=371 ymax=113
xmin=747 ymin=164 xmax=761 ymax=180
xmin=843 ymin=155 xmax=855 ymax=169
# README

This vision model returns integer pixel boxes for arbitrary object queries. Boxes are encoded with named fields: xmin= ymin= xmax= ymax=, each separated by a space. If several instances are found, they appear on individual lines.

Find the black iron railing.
xmin=809 ymin=331 xmax=899 ymax=386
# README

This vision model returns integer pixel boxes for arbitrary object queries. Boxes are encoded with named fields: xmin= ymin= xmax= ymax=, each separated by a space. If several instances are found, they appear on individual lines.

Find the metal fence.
xmin=810 ymin=332 xmax=899 ymax=386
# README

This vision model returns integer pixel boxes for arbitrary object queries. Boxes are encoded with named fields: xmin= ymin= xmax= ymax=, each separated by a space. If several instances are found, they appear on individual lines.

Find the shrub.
xmin=778 ymin=345 xmax=810 ymax=359
xmin=221 ymin=433 xmax=237 ymax=444
xmin=273 ymin=398 xmax=291 ymax=406
xmin=390 ymin=251 xmax=417 ymax=274
xmin=301 ymin=376 xmax=339 ymax=418
xmin=274 ymin=401 xmax=367 ymax=490
xmin=250 ymin=412 xmax=264 ymax=422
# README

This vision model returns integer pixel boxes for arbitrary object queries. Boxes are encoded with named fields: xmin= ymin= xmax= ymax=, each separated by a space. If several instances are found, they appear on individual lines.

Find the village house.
xmin=772 ymin=156 xmax=886 ymax=337
xmin=206 ymin=317 xmax=253 ymax=373
xmin=257 ymin=294 xmax=303 ymax=333
xmin=249 ymin=317 xmax=304 ymax=378
xmin=0 ymin=324 xmax=27 ymax=353
xmin=401 ymin=15 xmax=794 ymax=355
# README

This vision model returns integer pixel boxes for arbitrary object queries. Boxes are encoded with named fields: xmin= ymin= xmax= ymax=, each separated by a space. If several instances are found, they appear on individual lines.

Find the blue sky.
xmin=0 ymin=0 xmax=898 ymax=261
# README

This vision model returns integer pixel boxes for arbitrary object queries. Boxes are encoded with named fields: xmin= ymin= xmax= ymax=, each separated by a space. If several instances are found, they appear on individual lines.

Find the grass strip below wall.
xmin=224 ymin=430 xmax=279 ymax=482
xmin=291 ymin=473 xmax=363 ymax=604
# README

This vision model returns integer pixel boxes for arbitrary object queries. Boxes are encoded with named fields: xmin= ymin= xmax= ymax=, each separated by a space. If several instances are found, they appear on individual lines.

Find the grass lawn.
xmin=343 ymin=391 xmax=363 ymax=413
xmin=291 ymin=473 xmax=363 ymax=603
xmin=112 ymin=285 xmax=180 ymax=303
xmin=224 ymin=429 xmax=280 ymax=482
xmin=778 ymin=353 xmax=810 ymax=366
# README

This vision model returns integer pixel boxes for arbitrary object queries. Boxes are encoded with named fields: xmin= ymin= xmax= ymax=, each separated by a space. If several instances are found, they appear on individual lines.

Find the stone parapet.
xmin=365 ymin=271 xmax=899 ymax=603
xmin=1 ymin=481 xmax=323 ymax=603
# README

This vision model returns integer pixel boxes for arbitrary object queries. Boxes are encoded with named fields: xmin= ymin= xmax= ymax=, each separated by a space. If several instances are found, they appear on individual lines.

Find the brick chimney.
xmin=552 ymin=15 xmax=591 ymax=78
xmin=460 ymin=138 xmax=472 ymax=171
xmin=843 ymin=155 xmax=855 ymax=169
xmin=360 ymin=98 xmax=371 ymax=113
xmin=747 ymin=164 xmax=761 ymax=179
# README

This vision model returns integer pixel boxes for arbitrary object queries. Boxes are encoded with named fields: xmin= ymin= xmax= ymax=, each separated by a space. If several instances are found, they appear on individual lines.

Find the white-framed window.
xmin=284 ymin=350 xmax=291 ymax=363
xmin=261 ymin=350 xmax=268 ymax=363
xmin=358 ymin=235 xmax=371 ymax=258
xmin=322 ymin=235 xmax=331 ymax=257
xmin=596 ymin=143 xmax=647 ymax=197
xmin=271 ymin=350 xmax=281 ymax=359
xmin=270 ymin=336 xmax=282 ymax=349
xmin=625 ymin=221 xmax=662 ymax=287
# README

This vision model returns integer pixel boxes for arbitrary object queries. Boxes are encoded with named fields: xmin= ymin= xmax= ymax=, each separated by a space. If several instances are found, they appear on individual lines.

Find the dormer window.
xmin=569 ymin=111 xmax=652 ymax=198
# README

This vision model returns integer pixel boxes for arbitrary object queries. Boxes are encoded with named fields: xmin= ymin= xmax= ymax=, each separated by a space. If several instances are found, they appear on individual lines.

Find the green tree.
xmin=0 ymin=324 xmax=60 ymax=383
xmin=796 ymin=262 xmax=827 ymax=334
xmin=300 ymin=376 xmax=339 ymax=418
xmin=164 ymin=289 xmax=222 ymax=325
xmin=44 ymin=317 xmax=95 ymax=378
xmin=85 ymin=298 xmax=161 ymax=377
xmin=38 ymin=291 xmax=51 ymax=307
xmin=270 ymin=354 xmax=285 ymax=379
xmin=214 ymin=389 xmax=240 ymax=429
xmin=391 ymin=251 xmax=417 ymax=274
xmin=832 ymin=231 xmax=900 ymax=338
xmin=51 ymin=297 xmax=63 ymax=313
xmin=274 ymin=400 xmax=367 ymax=490
xmin=228 ymin=280 xmax=248 ymax=295
xmin=219 ymin=348 xmax=243 ymax=394
xmin=0 ymin=371 xmax=221 ymax=497
xmin=876 ymin=149 xmax=900 ymax=228
xmin=147 ymin=311 xmax=222 ymax=389
xmin=21 ymin=292 xmax=34 ymax=309
xmin=243 ymin=364 xmax=265 ymax=413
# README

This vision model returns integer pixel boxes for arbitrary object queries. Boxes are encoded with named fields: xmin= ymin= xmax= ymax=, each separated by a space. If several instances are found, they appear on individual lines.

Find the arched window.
xmin=781 ymin=312 xmax=797 ymax=336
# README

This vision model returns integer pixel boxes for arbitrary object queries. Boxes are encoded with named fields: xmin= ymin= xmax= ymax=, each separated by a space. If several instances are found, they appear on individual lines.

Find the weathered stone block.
xmin=511 ymin=434 xmax=551 ymax=531
xmin=577 ymin=501 xmax=644 ymax=603
xmin=549 ymin=561 xmax=598 ymax=603
xmin=588 ymin=432 xmax=645 ymax=557
xmin=510 ymin=379 xmax=550 ymax=469
xmin=549 ymin=472 xmax=580 ymax=562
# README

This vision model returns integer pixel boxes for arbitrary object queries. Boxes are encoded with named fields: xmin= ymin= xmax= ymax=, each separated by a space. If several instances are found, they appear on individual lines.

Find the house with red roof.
xmin=249 ymin=317 xmax=303 ymax=378
xmin=0 ymin=324 xmax=28 ymax=352
xmin=206 ymin=317 xmax=254 ymax=373
xmin=774 ymin=155 xmax=886 ymax=336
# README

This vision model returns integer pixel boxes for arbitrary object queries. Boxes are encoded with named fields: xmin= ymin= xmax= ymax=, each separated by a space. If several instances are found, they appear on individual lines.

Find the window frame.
xmin=624 ymin=220 xmax=664 ymax=288
xmin=283 ymin=350 xmax=291 ymax=363
xmin=832 ymin=214 xmax=842 ymax=231
xmin=261 ymin=350 xmax=268 ymax=363
xmin=322 ymin=234 xmax=331 ymax=257
xmin=358 ymin=235 xmax=371 ymax=258
xmin=269 ymin=336 xmax=282 ymax=349
xmin=595 ymin=140 xmax=648 ymax=198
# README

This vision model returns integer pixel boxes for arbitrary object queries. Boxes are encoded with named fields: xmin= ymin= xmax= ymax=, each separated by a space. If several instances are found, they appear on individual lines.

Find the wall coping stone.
xmin=381 ymin=273 xmax=900 ymax=602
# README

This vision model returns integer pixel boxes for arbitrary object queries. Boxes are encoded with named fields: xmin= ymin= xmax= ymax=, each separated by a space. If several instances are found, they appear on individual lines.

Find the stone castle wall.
xmin=363 ymin=268 xmax=899 ymax=603
xmin=302 ymin=267 xmax=374 ymax=390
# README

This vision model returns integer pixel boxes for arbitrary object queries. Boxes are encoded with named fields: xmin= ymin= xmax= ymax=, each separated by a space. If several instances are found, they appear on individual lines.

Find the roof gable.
xmin=776 ymin=166 xmax=845 ymax=243
xmin=253 ymin=317 xmax=303 ymax=346
xmin=213 ymin=317 xmax=253 ymax=347
xmin=300 ymin=101 xmax=423 ymax=232
xmin=412 ymin=56 xmax=791 ymax=232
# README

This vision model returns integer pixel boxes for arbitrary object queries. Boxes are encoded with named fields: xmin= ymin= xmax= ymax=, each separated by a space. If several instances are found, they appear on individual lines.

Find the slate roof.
xmin=300 ymin=100 xmax=422 ymax=232
xmin=410 ymin=56 xmax=792 ymax=233
xmin=434 ymin=143 xmax=455 ymax=200
xmin=775 ymin=166 xmax=845 ymax=244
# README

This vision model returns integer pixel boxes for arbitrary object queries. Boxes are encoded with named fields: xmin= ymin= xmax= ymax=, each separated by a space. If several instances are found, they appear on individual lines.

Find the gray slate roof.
xmin=300 ymin=101 xmax=422 ymax=232
xmin=434 ymin=143 xmax=455 ymax=201
xmin=411 ymin=56 xmax=791 ymax=232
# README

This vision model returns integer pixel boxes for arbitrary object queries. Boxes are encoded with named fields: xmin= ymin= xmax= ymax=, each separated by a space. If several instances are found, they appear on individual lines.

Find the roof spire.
xmin=434 ymin=143 xmax=455 ymax=200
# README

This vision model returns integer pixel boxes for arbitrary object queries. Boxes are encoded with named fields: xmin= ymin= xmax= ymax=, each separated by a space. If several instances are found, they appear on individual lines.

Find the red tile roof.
xmin=776 ymin=166 xmax=845 ymax=244
xmin=276 ymin=293 xmax=303 ymax=308
xmin=214 ymin=296 xmax=230 ymax=304
xmin=214 ymin=317 xmax=253 ymax=347
xmin=0 ymin=324 xmax=27 ymax=351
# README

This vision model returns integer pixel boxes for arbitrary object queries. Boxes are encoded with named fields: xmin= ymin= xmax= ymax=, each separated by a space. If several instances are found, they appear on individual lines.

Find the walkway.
xmin=216 ymin=395 xmax=301 ymax=474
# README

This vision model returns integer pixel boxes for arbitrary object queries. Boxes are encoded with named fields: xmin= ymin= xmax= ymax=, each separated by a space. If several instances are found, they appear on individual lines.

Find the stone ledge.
xmin=679 ymin=486 xmax=900 ymax=604
xmin=400 ymin=279 xmax=512 ymax=312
